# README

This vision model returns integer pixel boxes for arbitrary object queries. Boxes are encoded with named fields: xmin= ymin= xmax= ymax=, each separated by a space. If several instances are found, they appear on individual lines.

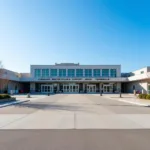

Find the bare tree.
xmin=0 ymin=61 xmax=9 ymax=93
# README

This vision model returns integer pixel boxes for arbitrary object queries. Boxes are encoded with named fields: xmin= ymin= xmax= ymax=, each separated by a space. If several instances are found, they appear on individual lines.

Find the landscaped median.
xmin=0 ymin=94 xmax=16 ymax=102
xmin=138 ymin=94 xmax=150 ymax=100
xmin=0 ymin=94 xmax=29 ymax=108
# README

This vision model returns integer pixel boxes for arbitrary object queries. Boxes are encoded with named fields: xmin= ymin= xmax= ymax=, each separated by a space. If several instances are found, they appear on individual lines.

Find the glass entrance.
xmin=87 ymin=85 xmax=96 ymax=93
xmin=41 ymin=85 xmax=53 ymax=93
xmin=103 ymin=84 xmax=113 ymax=93
xmin=63 ymin=84 xmax=79 ymax=93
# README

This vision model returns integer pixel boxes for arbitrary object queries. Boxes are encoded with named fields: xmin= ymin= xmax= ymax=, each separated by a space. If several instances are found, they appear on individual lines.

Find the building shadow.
xmin=14 ymin=102 xmax=90 ymax=112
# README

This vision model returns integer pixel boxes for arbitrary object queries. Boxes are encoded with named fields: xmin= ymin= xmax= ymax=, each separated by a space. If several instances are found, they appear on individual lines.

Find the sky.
xmin=0 ymin=0 xmax=150 ymax=73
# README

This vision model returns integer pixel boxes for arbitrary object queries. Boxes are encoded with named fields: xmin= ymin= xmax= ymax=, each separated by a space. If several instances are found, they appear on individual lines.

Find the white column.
xmin=30 ymin=83 xmax=35 ymax=93
xmin=117 ymin=82 xmax=121 ymax=91
xmin=83 ymin=83 xmax=85 ymax=92
xmin=57 ymin=84 xmax=60 ymax=92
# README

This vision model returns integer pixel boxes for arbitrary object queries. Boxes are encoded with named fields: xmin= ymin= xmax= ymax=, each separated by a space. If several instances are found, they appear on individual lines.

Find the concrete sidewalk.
xmin=94 ymin=94 xmax=150 ymax=106
xmin=1 ymin=94 xmax=150 ymax=129
xmin=11 ymin=94 xmax=47 ymax=101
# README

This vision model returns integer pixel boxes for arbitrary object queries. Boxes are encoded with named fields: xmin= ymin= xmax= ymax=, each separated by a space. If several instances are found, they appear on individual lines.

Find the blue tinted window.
xmin=93 ymin=69 xmax=101 ymax=77
xmin=76 ymin=69 xmax=83 ymax=77
xmin=110 ymin=69 xmax=117 ymax=77
xmin=34 ymin=69 xmax=41 ymax=77
xmin=59 ymin=69 xmax=66 ymax=77
xmin=42 ymin=69 xmax=49 ymax=77
xmin=51 ymin=69 xmax=57 ymax=77
xmin=68 ymin=69 xmax=75 ymax=77
xmin=102 ymin=69 xmax=109 ymax=77
xmin=85 ymin=69 xmax=92 ymax=77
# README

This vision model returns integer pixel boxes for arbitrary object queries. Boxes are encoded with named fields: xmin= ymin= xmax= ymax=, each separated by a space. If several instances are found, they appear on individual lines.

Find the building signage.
xmin=96 ymin=78 xmax=109 ymax=80
xmin=85 ymin=78 xmax=92 ymax=80
xmin=38 ymin=78 xmax=109 ymax=81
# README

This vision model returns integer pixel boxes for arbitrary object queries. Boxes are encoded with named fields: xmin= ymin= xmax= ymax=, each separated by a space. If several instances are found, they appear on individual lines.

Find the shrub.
xmin=138 ymin=94 xmax=143 ymax=99
xmin=146 ymin=95 xmax=150 ymax=100
xmin=0 ymin=94 xmax=11 ymax=99
xmin=138 ymin=94 xmax=148 ymax=99
xmin=142 ymin=94 xmax=147 ymax=99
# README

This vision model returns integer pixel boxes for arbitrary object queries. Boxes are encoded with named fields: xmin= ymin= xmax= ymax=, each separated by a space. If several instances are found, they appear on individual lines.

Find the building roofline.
xmin=130 ymin=66 xmax=150 ymax=73
xmin=30 ymin=64 xmax=121 ymax=66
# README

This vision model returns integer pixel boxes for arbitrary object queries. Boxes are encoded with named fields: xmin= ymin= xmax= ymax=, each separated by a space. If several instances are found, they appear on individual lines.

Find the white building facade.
xmin=123 ymin=67 xmax=150 ymax=94
xmin=30 ymin=63 xmax=125 ymax=93
xmin=1 ymin=63 xmax=150 ymax=94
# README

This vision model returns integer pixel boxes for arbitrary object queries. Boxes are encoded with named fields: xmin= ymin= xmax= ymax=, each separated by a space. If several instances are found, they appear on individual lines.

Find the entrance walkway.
xmin=1 ymin=94 xmax=150 ymax=129
xmin=93 ymin=94 xmax=150 ymax=106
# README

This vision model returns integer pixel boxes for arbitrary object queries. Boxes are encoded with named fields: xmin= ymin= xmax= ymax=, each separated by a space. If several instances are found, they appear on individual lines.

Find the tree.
xmin=0 ymin=61 xmax=9 ymax=93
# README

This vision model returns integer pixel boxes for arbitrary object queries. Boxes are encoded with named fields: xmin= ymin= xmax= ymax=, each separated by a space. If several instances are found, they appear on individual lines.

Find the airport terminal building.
xmin=30 ymin=63 xmax=124 ymax=93
xmin=0 ymin=63 xmax=150 ymax=94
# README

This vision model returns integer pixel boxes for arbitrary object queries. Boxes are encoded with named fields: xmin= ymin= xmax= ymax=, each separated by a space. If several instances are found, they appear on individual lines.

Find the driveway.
xmin=1 ymin=94 xmax=150 ymax=129
xmin=1 ymin=94 xmax=150 ymax=150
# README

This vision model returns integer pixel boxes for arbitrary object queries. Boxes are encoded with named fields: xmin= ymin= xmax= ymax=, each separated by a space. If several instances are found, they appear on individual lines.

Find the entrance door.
xmin=63 ymin=85 xmax=69 ymax=92
xmin=75 ymin=85 xmax=79 ymax=92
xmin=63 ymin=84 xmax=79 ymax=93
xmin=103 ymin=85 xmax=113 ymax=93
xmin=87 ymin=85 xmax=96 ymax=93
xmin=41 ymin=85 xmax=53 ymax=93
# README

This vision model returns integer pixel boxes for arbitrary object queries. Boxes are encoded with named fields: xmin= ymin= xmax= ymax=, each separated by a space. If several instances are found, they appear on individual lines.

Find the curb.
xmin=0 ymin=100 xmax=30 ymax=108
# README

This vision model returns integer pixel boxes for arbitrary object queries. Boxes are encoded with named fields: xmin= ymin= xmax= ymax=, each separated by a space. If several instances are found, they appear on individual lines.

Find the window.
xmin=141 ymin=71 xmax=144 ymax=74
xmin=110 ymin=69 xmax=117 ymax=77
xmin=42 ymin=69 xmax=49 ymax=77
xmin=102 ymin=69 xmax=109 ymax=77
xmin=76 ymin=69 xmax=83 ymax=77
xmin=50 ymin=69 xmax=57 ymax=77
xmin=93 ymin=69 xmax=101 ymax=77
xmin=34 ymin=69 xmax=41 ymax=78
xmin=85 ymin=69 xmax=92 ymax=77
xmin=59 ymin=69 xmax=66 ymax=77
xmin=68 ymin=69 xmax=75 ymax=77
